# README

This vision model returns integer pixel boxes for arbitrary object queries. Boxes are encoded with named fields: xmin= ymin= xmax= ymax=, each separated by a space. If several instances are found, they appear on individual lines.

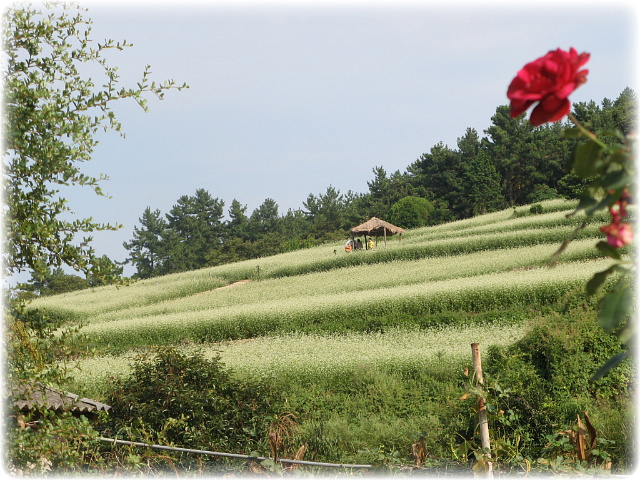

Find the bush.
xmin=7 ymin=409 xmax=107 ymax=475
xmin=529 ymin=204 xmax=544 ymax=214
xmin=483 ymin=307 xmax=633 ymax=467
xmin=105 ymin=347 xmax=274 ymax=459
xmin=389 ymin=196 xmax=434 ymax=229
xmin=514 ymin=308 xmax=631 ymax=399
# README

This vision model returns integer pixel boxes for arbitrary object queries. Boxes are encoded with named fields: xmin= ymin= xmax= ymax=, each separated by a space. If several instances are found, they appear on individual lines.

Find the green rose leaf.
xmin=600 ymin=170 xmax=632 ymax=191
xmin=572 ymin=140 xmax=605 ymax=178
xmin=586 ymin=191 xmax=617 ymax=216
xmin=590 ymin=351 xmax=629 ymax=383
xmin=594 ymin=240 xmax=622 ymax=260
xmin=598 ymin=128 xmax=625 ymax=139
xmin=598 ymin=283 xmax=632 ymax=333
xmin=562 ymin=127 xmax=582 ymax=139
xmin=586 ymin=264 xmax=624 ymax=296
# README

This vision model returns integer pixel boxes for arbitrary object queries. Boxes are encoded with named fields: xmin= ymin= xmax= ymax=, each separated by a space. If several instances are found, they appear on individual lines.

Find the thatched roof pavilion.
xmin=350 ymin=217 xmax=405 ymax=247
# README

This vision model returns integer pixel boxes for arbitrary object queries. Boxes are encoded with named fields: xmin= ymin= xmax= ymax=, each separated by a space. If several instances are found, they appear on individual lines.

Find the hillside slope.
xmin=33 ymin=198 xmax=635 ymax=472
xmin=29 ymin=199 xmax=618 ymax=355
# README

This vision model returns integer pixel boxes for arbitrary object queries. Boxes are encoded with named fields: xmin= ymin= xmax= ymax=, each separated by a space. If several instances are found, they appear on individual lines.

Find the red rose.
xmin=507 ymin=48 xmax=590 ymax=126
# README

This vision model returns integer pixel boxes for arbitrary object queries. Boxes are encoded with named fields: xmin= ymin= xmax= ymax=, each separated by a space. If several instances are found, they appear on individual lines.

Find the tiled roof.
xmin=11 ymin=382 xmax=111 ymax=414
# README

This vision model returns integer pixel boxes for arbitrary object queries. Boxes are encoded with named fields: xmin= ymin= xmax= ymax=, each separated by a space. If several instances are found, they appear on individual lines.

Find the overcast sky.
xmin=5 ymin=0 xmax=639 ymax=281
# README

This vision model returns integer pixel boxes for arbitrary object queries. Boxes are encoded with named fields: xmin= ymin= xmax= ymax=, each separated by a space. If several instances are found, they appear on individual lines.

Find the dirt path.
xmin=191 ymin=278 xmax=252 ymax=296
xmin=213 ymin=279 xmax=252 ymax=291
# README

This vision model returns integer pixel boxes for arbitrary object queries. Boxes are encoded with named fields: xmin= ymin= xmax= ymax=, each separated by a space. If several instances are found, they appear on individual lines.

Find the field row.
xmin=30 ymin=217 xmax=605 ymax=320
xmin=77 ymin=257 xmax=616 ymax=352
xmin=71 ymin=238 xmax=599 ymax=326
xmin=403 ymin=203 xmax=600 ymax=243
xmin=265 ymin=223 xmax=605 ymax=278
xmin=69 ymin=322 xmax=528 ymax=397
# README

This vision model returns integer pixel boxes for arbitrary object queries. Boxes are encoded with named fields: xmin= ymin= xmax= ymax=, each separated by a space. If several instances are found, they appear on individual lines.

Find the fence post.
xmin=471 ymin=342 xmax=493 ymax=477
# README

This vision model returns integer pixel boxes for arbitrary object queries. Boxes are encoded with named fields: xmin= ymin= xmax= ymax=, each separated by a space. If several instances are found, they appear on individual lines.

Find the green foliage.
xmin=527 ymin=185 xmax=559 ymax=203
xmin=482 ymin=307 xmax=632 ymax=465
xmin=303 ymin=185 xmax=347 ymax=238
xmin=462 ymin=150 xmax=506 ymax=216
xmin=164 ymin=189 xmax=226 ymax=272
xmin=388 ymin=195 xmax=434 ymax=229
xmin=6 ymin=409 xmax=107 ymax=475
xmin=529 ymin=204 xmax=544 ymax=214
xmin=106 ymin=347 xmax=274 ymax=457
xmin=6 ymin=301 xmax=91 ymax=383
xmin=557 ymin=171 xmax=590 ymax=199
xmin=15 ymin=257 xmax=123 ymax=299
xmin=553 ymin=106 xmax=635 ymax=381
xmin=5 ymin=299 xmax=118 ymax=475
xmin=2 ymin=2 xmax=187 ymax=281
xmin=483 ymin=106 xmax=570 ymax=206
xmin=122 ymin=207 xmax=169 ymax=279
xmin=409 ymin=143 xmax=466 ymax=217
xmin=515 ymin=310 xmax=631 ymax=399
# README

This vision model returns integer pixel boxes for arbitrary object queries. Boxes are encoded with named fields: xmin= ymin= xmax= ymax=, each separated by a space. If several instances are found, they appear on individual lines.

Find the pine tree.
xmin=123 ymin=207 xmax=168 ymax=279
xmin=165 ymin=189 xmax=225 ymax=271
xmin=462 ymin=151 xmax=506 ymax=216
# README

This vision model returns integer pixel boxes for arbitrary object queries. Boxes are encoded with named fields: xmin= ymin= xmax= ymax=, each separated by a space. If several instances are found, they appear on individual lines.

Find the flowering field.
xmin=30 ymin=199 xmax=607 ymax=322
xmin=30 ymin=199 xmax=631 ymax=396
xmin=73 ymin=255 xmax=612 ymax=352
xmin=69 ymin=323 xmax=527 ymax=396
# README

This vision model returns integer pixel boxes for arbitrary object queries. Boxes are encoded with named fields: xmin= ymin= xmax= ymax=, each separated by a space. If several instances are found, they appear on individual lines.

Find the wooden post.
xmin=471 ymin=343 xmax=493 ymax=476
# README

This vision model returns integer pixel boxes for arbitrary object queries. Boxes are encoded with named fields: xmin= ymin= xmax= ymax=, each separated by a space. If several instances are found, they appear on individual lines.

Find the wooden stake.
xmin=471 ymin=343 xmax=493 ymax=477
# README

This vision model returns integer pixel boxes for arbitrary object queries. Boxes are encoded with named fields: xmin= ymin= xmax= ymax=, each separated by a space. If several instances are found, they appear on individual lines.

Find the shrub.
xmin=530 ymin=204 xmax=544 ymax=214
xmin=105 ymin=347 xmax=274 ymax=459
xmin=389 ymin=196 xmax=434 ymax=229
xmin=515 ymin=308 xmax=631 ymax=399
xmin=483 ymin=307 xmax=633 ymax=466
xmin=7 ymin=409 xmax=107 ymax=475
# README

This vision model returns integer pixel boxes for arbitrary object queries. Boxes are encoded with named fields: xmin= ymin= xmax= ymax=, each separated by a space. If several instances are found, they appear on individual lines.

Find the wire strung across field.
xmin=98 ymin=437 xmax=373 ymax=469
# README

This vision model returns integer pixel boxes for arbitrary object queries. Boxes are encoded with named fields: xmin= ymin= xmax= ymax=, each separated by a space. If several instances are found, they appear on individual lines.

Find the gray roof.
xmin=11 ymin=382 xmax=111 ymax=414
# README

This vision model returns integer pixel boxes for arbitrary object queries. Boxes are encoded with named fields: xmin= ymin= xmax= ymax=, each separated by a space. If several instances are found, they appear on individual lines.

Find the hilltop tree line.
xmin=21 ymin=88 xmax=635 ymax=291
xmin=119 ymin=89 xmax=634 ymax=280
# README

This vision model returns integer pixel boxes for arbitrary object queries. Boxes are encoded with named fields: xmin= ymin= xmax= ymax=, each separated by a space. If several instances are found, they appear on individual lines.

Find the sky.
xmin=4 ymin=0 xmax=639 ymax=282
